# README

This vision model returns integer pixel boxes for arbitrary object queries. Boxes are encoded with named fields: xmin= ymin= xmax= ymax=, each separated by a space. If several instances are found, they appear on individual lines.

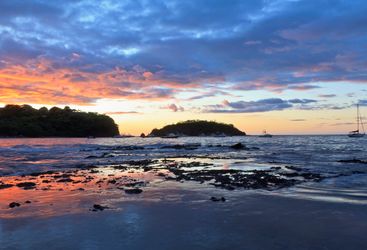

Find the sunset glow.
xmin=1 ymin=0 xmax=367 ymax=135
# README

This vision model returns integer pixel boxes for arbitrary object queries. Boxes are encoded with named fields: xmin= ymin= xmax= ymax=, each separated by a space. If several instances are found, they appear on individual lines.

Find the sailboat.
xmin=259 ymin=130 xmax=273 ymax=138
xmin=348 ymin=104 xmax=365 ymax=138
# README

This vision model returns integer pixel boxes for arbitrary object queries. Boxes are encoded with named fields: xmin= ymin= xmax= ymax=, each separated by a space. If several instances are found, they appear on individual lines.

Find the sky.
xmin=1 ymin=0 xmax=367 ymax=135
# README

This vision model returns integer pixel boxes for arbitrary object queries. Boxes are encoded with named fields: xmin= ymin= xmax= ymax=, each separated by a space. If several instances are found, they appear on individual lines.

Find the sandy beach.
xmin=1 ymin=184 xmax=366 ymax=250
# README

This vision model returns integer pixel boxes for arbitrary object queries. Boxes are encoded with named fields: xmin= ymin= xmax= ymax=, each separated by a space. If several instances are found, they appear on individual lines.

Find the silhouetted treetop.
xmin=149 ymin=120 xmax=246 ymax=137
xmin=0 ymin=104 xmax=119 ymax=137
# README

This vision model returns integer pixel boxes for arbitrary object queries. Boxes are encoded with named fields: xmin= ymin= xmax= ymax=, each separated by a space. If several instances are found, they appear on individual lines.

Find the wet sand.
xmin=1 ymin=189 xmax=366 ymax=250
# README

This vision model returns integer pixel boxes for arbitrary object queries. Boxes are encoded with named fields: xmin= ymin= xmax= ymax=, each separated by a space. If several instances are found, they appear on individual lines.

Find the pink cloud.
xmin=164 ymin=103 xmax=184 ymax=112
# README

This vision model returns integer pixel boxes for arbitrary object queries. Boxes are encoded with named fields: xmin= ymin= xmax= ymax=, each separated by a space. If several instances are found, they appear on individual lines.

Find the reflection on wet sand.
xmin=0 ymin=165 xmax=164 ymax=219
xmin=2 ymin=157 xmax=365 ymax=219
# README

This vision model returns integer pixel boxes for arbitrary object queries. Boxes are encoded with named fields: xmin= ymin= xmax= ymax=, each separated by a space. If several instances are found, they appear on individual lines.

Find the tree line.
xmin=0 ymin=105 xmax=119 ymax=137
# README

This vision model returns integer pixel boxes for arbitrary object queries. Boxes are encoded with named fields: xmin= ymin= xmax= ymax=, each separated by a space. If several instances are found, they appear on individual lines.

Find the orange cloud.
xmin=0 ymin=58 xmax=202 ymax=105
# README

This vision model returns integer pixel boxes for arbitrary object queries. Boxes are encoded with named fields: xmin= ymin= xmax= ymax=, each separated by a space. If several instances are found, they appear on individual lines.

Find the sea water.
xmin=0 ymin=135 xmax=366 ymax=204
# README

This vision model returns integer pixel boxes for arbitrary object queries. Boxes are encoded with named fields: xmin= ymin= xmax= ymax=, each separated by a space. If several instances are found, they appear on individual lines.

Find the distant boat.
xmin=259 ymin=130 xmax=272 ymax=138
xmin=348 ymin=104 xmax=365 ymax=138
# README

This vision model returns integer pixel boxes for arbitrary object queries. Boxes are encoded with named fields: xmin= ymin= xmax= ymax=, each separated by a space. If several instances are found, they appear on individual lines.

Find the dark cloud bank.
xmin=1 ymin=0 xmax=367 ymax=104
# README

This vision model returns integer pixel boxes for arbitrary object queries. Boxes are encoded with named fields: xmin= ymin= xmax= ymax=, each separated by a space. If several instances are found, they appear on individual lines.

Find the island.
xmin=0 ymin=104 xmax=119 ymax=137
xmin=149 ymin=120 xmax=246 ymax=137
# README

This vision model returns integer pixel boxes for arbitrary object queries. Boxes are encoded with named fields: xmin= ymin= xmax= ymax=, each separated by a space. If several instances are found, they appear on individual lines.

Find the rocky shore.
xmin=1 ymin=152 xmax=366 ymax=217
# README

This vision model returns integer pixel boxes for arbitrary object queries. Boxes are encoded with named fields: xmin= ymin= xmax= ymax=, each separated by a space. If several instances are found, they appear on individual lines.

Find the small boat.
xmin=259 ymin=130 xmax=272 ymax=138
xmin=348 ymin=104 xmax=365 ymax=138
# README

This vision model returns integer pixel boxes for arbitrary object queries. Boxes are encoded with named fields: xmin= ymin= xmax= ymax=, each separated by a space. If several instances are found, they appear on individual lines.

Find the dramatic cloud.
xmin=1 ymin=0 xmax=367 ymax=105
xmin=0 ymin=58 xmax=180 ymax=104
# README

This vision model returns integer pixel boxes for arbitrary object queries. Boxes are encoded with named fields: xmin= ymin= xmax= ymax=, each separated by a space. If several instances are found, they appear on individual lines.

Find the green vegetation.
xmin=0 ymin=104 xmax=119 ymax=137
xmin=149 ymin=120 xmax=246 ymax=137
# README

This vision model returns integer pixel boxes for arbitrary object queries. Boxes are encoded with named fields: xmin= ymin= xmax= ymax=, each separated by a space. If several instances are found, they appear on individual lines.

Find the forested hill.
xmin=149 ymin=120 xmax=246 ymax=137
xmin=0 ymin=105 xmax=119 ymax=137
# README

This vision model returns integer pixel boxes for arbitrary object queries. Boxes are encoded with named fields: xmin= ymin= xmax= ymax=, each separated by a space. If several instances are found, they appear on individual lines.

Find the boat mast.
xmin=357 ymin=104 xmax=360 ymax=132
xmin=359 ymin=104 xmax=365 ymax=133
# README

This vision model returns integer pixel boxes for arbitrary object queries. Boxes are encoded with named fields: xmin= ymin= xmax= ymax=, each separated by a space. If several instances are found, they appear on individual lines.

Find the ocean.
xmin=0 ymin=135 xmax=367 ymax=204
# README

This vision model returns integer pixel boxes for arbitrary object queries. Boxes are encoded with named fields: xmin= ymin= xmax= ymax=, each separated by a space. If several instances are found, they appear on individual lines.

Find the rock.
xmin=140 ymin=133 xmax=146 ymax=138
xmin=29 ymin=171 xmax=55 ymax=176
xmin=57 ymin=178 xmax=73 ymax=182
xmin=168 ymin=166 xmax=305 ymax=191
xmin=0 ymin=183 xmax=14 ymax=189
xmin=91 ymin=204 xmax=109 ymax=211
xmin=16 ymin=182 xmax=36 ymax=190
xmin=123 ymin=159 xmax=157 ymax=166
xmin=282 ymin=172 xmax=299 ymax=177
xmin=124 ymin=188 xmax=143 ymax=194
xmin=124 ymin=181 xmax=146 ymax=187
xmin=53 ymin=173 xmax=72 ymax=179
xmin=230 ymin=143 xmax=246 ymax=150
xmin=9 ymin=202 xmax=21 ymax=208
xmin=108 ymin=179 xmax=117 ymax=184
xmin=25 ymin=200 xmax=32 ymax=204
xmin=210 ymin=197 xmax=226 ymax=202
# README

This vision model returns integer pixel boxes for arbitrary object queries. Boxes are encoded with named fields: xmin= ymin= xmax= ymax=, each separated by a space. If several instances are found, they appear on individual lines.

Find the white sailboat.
xmin=348 ymin=104 xmax=365 ymax=138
